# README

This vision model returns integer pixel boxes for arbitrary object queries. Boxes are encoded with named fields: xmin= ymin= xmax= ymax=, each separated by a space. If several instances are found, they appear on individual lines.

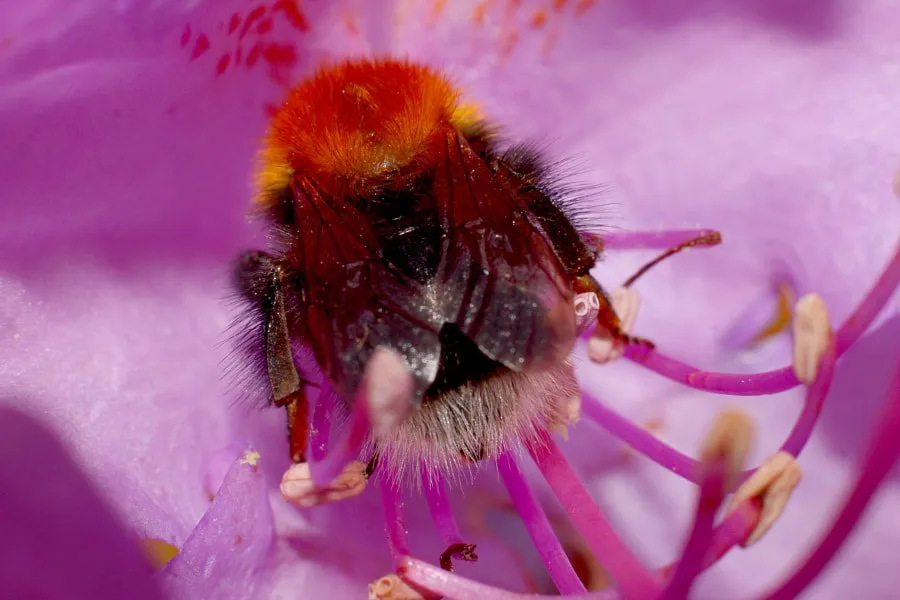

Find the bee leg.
xmin=364 ymin=452 xmax=379 ymax=478
xmin=235 ymin=250 xmax=310 ymax=464
xmin=573 ymin=274 xmax=654 ymax=349
xmin=620 ymin=230 xmax=721 ymax=288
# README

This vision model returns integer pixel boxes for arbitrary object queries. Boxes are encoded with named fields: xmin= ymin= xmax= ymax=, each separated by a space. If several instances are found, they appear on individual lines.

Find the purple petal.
xmin=0 ymin=403 xmax=163 ymax=599
xmin=158 ymin=450 xmax=276 ymax=599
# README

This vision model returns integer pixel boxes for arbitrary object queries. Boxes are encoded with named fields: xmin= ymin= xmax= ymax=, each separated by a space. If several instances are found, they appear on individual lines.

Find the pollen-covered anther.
xmin=280 ymin=460 xmax=367 ymax=507
xmin=368 ymin=573 xmax=425 ymax=600
xmin=791 ymin=293 xmax=832 ymax=385
xmin=728 ymin=451 xmax=802 ymax=546
xmin=588 ymin=287 xmax=640 ymax=363
xmin=551 ymin=394 xmax=582 ymax=440
xmin=699 ymin=409 xmax=754 ymax=488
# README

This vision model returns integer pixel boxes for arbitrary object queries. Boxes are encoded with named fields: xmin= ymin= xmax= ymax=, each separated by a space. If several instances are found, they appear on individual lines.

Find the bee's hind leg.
xmin=235 ymin=250 xmax=310 ymax=464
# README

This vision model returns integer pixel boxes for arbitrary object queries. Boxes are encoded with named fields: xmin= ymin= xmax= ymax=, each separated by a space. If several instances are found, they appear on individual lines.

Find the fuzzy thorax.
xmin=257 ymin=59 xmax=482 ymax=201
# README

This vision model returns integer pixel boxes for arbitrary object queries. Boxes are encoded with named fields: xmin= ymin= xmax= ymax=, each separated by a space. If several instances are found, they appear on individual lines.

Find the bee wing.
xmin=431 ymin=129 xmax=578 ymax=371
xmin=289 ymin=179 xmax=444 ymax=403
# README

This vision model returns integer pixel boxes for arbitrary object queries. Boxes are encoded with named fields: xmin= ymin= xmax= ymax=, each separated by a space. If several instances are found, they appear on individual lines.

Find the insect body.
xmin=232 ymin=58 xmax=636 ymax=476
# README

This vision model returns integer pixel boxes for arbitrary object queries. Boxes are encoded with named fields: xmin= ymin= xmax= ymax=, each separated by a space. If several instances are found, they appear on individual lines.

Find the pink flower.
xmin=1 ymin=1 xmax=897 ymax=599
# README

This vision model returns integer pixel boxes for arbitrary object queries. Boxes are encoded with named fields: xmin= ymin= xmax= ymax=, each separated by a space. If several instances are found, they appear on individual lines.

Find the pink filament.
xmin=659 ymin=461 xmax=726 ymax=599
xmin=599 ymin=229 xmax=721 ymax=251
xmin=421 ymin=467 xmax=466 ymax=548
xmin=380 ymin=481 xmax=410 ymax=570
xmin=309 ymin=387 xmax=369 ymax=487
xmin=758 ymin=361 xmax=900 ymax=600
xmin=308 ymin=381 xmax=334 ymax=464
xmin=580 ymin=340 xmax=836 ymax=486
xmin=527 ymin=431 xmax=661 ymax=600
xmin=697 ymin=498 xmax=759 ymax=569
xmin=497 ymin=451 xmax=587 ymax=594
xmin=624 ymin=244 xmax=898 ymax=396
xmin=399 ymin=556 xmax=620 ymax=600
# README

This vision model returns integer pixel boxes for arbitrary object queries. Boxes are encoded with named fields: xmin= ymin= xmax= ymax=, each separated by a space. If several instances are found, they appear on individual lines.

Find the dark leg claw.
xmin=439 ymin=543 xmax=479 ymax=572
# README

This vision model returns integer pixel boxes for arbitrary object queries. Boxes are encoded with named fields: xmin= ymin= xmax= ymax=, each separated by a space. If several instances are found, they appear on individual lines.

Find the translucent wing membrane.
xmin=274 ymin=125 xmax=581 ymax=405
xmin=285 ymin=178 xmax=444 ymax=402
xmin=430 ymin=128 xmax=578 ymax=371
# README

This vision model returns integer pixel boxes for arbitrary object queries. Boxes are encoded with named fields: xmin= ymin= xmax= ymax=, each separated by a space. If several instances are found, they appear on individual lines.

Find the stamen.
xmin=698 ymin=498 xmax=760 ymax=570
xmin=656 ymin=498 xmax=760 ymax=582
xmin=421 ymin=468 xmax=479 ymax=572
xmin=381 ymin=479 xmax=411 ymax=570
xmin=722 ymin=280 xmax=796 ymax=349
xmin=727 ymin=452 xmax=802 ymax=547
xmin=580 ymin=337 xmax=835 ymax=486
xmin=791 ymin=294 xmax=831 ymax=385
xmin=759 ymin=363 xmax=900 ymax=600
xmin=310 ymin=348 xmax=414 ymax=487
xmin=588 ymin=288 xmax=640 ymax=363
xmin=399 ymin=556 xmax=622 ymax=600
xmin=527 ymin=431 xmax=661 ymax=599
xmin=720 ymin=282 xmax=796 ymax=351
xmin=280 ymin=460 xmax=367 ymax=507
xmin=552 ymin=394 xmax=584 ymax=440
xmin=368 ymin=574 xmax=425 ymax=600
xmin=624 ymin=244 xmax=898 ymax=395
xmin=308 ymin=382 xmax=335 ymax=464
xmin=139 ymin=538 xmax=179 ymax=570
xmin=591 ymin=229 xmax=721 ymax=251
xmin=699 ymin=410 xmax=754 ymax=488
xmin=497 ymin=452 xmax=587 ymax=594
xmin=751 ymin=283 xmax=796 ymax=344
xmin=661 ymin=459 xmax=728 ymax=599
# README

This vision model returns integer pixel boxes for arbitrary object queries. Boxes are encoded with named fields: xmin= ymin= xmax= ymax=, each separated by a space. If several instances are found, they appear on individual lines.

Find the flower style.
xmin=1 ymin=1 xmax=898 ymax=599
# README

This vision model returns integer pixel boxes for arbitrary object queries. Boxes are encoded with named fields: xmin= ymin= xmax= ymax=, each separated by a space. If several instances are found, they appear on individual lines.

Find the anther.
xmin=551 ymin=394 xmax=582 ymax=440
xmin=699 ymin=409 xmax=754 ymax=490
xmin=280 ymin=460 xmax=367 ymax=507
xmin=792 ymin=294 xmax=832 ymax=386
xmin=368 ymin=573 xmax=425 ymax=600
xmin=727 ymin=451 xmax=802 ymax=546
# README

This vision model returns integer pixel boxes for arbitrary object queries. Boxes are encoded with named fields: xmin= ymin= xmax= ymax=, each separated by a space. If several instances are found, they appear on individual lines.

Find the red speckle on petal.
xmin=227 ymin=13 xmax=242 ymax=34
xmin=240 ymin=5 xmax=268 ymax=40
xmin=553 ymin=0 xmax=568 ymax=12
xmin=263 ymin=42 xmax=297 ymax=85
xmin=472 ymin=1 xmax=490 ymax=26
xmin=574 ymin=0 xmax=595 ymax=15
xmin=216 ymin=53 xmax=231 ymax=76
xmin=257 ymin=17 xmax=274 ymax=35
xmin=190 ymin=34 xmax=210 ymax=60
xmin=180 ymin=23 xmax=191 ymax=47
xmin=262 ymin=42 xmax=297 ymax=69
xmin=431 ymin=0 xmax=448 ymax=21
xmin=246 ymin=43 xmax=262 ymax=67
xmin=530 ymin=9 xmax=547 ymax=28
xmin=273 ymin=0 xmax=310 ymax=32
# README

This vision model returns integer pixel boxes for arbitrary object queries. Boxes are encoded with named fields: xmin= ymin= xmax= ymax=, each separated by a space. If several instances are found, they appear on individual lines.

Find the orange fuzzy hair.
xmin=257 ymin=58 xmax=481 ymax=203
